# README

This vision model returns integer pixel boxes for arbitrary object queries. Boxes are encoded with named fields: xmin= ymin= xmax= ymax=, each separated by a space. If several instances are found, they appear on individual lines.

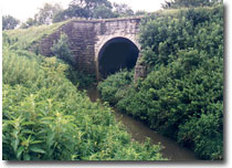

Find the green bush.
xmin=98 ymin=6 xmax=223 ymax=160
xmin=178 ymin=106 xmax=223 ymax=160
xmin=97 ymin=70 xmax=133 ymax=105
xmin=51 ymin=33 xmax=75 ymax=66
xmin=2 ymin=47 xmax=44 ymax=87
xmin=2 ymin=44 xmax=164 ymax=160
xmin=65 ymin=66 xmax=96 ymax=89
xmin=51 ymin=33 xmax=96 ymax=89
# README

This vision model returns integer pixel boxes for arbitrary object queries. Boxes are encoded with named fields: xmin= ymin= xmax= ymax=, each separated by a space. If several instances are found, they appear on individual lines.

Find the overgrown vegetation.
xmin=98 ymin=5 xmax=223 ymax=160
xmin=98 ymin=70 xmax=134 ymax=105
xmin=162 ymin=0 xmax=222 ymax=9
xmin=50 ymin=32 xmax=96 ymax=89
xmin=3 ymin=21 xmax=66 ymax=51
xmin=2 ymin=23 xmax=164 ymax=160
xmin=2 ymin=15 xmax=20 ymax=30
xmin=51 ymin=33 xmax=75 ymax=66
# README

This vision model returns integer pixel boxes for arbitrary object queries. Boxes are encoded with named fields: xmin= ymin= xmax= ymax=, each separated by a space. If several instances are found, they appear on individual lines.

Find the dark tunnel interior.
xmin=98 ymin=37 xmax=139 ymax=78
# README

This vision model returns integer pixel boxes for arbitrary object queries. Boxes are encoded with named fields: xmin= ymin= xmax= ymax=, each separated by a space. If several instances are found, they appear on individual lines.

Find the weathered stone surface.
xmin=134 ymin=54 xmax=147 ymax=82
xmin=39 ymin=16 xmax=145 ymax=79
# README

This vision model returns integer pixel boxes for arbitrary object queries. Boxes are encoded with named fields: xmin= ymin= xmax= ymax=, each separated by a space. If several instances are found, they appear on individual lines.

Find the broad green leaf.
xmin=30 ymin=146 xmax=46 ymax=154
xmin=16 ymin=146 xmax=24 ymax=160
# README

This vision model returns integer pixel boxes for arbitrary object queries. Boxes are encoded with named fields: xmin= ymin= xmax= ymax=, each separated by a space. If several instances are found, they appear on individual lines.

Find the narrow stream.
xmin=87 ymin=87 xmax=199 ymax=161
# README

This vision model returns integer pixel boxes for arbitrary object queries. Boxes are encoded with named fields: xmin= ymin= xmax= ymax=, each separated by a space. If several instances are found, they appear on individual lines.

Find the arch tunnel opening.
xmin=98 ymin=37 xmax=139 ymax=78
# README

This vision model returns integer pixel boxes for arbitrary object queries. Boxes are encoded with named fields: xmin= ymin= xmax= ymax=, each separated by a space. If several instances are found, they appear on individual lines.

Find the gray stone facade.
xmin=39 ymin=16 xmax=145 ymax=80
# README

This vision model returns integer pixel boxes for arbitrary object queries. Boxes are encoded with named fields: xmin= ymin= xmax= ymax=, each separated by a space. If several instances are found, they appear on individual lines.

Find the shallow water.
xmin=87 ymin=87 xmax=199 ymax=161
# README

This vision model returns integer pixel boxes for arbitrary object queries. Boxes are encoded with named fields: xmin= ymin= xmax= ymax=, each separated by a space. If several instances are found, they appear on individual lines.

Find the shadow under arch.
xmin=98 ymin=37 xmax=139 ymax=79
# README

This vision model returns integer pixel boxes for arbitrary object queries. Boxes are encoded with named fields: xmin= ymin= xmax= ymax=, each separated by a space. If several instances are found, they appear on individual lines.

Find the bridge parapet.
xmin=39 ymin=16 xmax=145 ymax=78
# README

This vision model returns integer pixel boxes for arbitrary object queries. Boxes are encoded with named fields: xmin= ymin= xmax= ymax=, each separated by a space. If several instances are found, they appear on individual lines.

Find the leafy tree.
xmin=93 ymin=5 xmax=117 ymax=19
xmin=52 ymin=12 xmax=67 ymax=23
xmin=53 ymin=0 xmax=137 ymax=22
xmin=2 ymin=15 xmax=19 ymax=30
xmin=53 ymin=5 xmax=89 ymax=23
xmin=70 ymin=0 xmax=112 ymax=11
xmin=162 ymin=0 xmax=222 ymax=8
xmin=112 ymin=3 xmax=134 ymax=17
xmin=135 ymin=10 xmax=147 ymax=16
xmin=20 ymin=18 xmax=37 ymax=29
xmin=35 ymin=3 xmax=63 ymax=25
xmin=70 ymin=0 xmax=112 ymax=17
xmin=53 ymin=0 xmax=114 ymax=22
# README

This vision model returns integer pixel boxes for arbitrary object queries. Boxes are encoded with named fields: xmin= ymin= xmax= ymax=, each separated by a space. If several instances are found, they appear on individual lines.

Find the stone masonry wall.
xmin=63 ymin=21 xmax=96 ymax=73
xmin=39 ymin=16 xmax=143 ymax=77
xmin=134 ymin=54 xmax=147 ymax=82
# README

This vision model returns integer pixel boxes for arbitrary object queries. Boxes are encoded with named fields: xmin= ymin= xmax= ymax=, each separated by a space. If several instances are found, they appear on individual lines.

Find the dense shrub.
xmin=51 ymin=32 xmax=97 ymax=89
xmin=65 ymin=66 xmax=96 ymax=89
xmin=2 ymin=43 xmax=164 ymax=160
xmin=97 ymin=70 xmax=133 ymax=105
xmin=51 ymin=33 xmax=75 ymax=66
xmin=98 ymin=5 xmax=223 ymax=160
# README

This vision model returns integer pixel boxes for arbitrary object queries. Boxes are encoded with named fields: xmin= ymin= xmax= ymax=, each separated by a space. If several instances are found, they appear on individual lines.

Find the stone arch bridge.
xmin=39 ymin=16 xmax=146 ymax=80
